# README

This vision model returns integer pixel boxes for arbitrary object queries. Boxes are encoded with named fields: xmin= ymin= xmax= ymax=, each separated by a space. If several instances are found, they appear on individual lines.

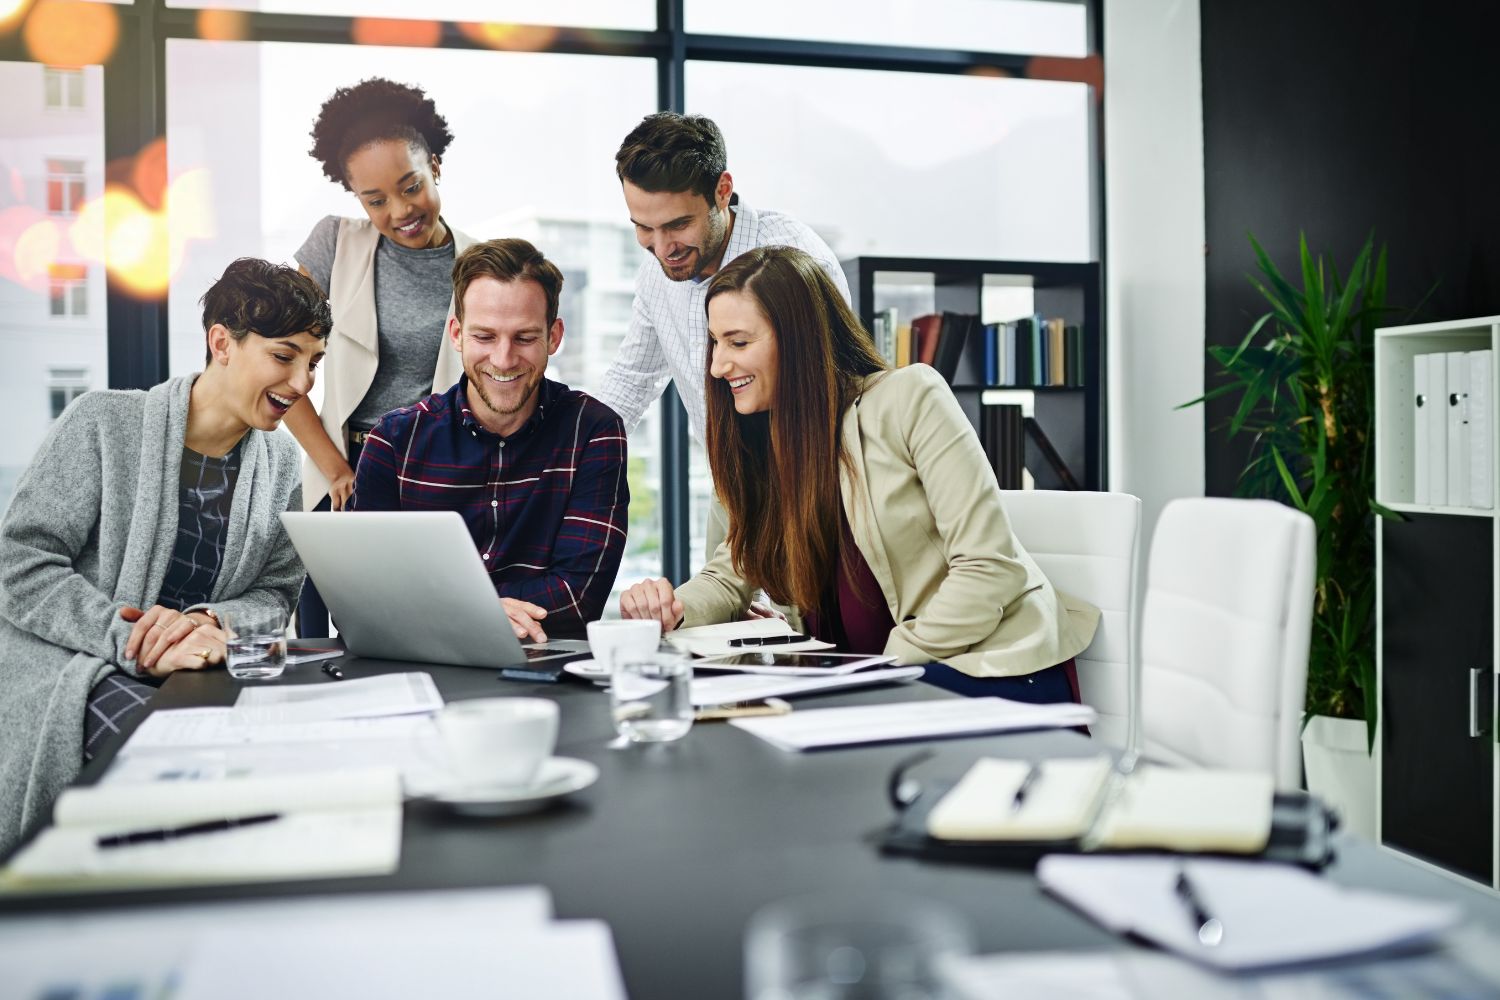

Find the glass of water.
xmin=745 ymin=892 xmax=974 ymax=1000
xmin=221 ymin=606 xmax=288 ymax=681
xmin=610 ymin=653 xmax=693 ymax=743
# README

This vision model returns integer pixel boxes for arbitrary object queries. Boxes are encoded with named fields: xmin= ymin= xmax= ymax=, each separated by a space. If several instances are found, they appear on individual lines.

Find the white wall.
xmin=1104 ymin=0 xmax=1207 ymax=547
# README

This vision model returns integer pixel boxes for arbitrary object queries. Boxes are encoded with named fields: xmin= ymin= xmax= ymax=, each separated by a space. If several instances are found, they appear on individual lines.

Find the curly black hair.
xmin=308 ymin=78 xmax=454 ymax=190
xmin=200 ymin=258 xmax=333 ymax=363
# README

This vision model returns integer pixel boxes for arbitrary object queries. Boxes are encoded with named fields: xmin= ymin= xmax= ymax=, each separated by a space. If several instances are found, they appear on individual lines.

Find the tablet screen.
xmin=696 ymin=651 xmax=894 ymax=671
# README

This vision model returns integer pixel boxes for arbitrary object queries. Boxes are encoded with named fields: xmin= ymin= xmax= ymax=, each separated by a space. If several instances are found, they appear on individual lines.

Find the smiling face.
xmin=210 ymin=326 xmax=326 ymax=431
xmin=344 ymin=138 xmax=449 ymax=249
xmin=708 ymin=290 xmax=779 ymax=415
xmin=449 ymin=275 xmax=564 ymax=437
xmin=623 ymin=173 xmax=733 ymax=283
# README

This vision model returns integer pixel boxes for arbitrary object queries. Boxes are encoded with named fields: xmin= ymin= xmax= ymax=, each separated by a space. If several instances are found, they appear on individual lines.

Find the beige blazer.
xmin=677 ymin=364 xmax=1099 ymax=678
xmin=302 ymin=217 xmax=477 ymax=509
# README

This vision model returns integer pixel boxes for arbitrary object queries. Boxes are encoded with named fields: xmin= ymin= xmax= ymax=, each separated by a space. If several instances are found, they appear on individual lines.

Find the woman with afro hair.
xmin=288 ymin=77 xmax=478 ymax=637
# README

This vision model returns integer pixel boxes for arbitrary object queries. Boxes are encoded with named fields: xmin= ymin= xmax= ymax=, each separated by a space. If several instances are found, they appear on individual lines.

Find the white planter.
xmin=1301 ymin=714 xmax=1376 ymax=840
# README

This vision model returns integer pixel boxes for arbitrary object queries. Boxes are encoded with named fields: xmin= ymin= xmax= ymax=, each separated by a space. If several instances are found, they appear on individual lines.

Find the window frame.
xmin=2 ymin=0 xmax=1103 ymax=584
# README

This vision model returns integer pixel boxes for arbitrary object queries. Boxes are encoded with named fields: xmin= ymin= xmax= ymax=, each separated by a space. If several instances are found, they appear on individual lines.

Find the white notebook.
xmin=0 ymin=769 xmax=402 ymax=892
xmin=926 ymin=759 xmax=1274 ymax=854
xmin=731 ymin=696 xmax=1095 ymax=750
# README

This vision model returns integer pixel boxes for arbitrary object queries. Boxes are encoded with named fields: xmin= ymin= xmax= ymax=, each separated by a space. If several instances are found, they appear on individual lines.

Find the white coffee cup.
xmin=586 ymin=618 xmax=662 ymax=673
xmin=438 ymin=697 xmax=559 ymax=791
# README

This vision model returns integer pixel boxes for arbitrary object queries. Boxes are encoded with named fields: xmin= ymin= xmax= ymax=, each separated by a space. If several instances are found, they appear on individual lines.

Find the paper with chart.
xmin=111 ymin=706 xmax=454 ymax=797
xmin=233 ymin=671 xmax=442 ymax=723
xmin=730 ymin=695 xmax=1096 ymax=750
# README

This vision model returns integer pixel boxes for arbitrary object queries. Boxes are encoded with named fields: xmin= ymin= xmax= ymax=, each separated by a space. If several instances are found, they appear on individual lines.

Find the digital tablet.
xmin=694 ymin=651 xmax=897 ymax=675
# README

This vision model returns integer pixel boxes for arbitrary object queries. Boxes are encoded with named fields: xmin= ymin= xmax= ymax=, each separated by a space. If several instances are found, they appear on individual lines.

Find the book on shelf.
xmin=981 ymin=403 xmax=1025 ymax=490
xmin=965 ymin=317 xmax=1086 ymax=389
xmin=894 ymin=321 xmax=913 ymax=367
xmin=911 ymin=314 xmax=943 ymax=367
xmin=1413 ymin=349 xmax=1491 ymax=510
xmin=1024 ymin=416 xmax=1081 ymax=490
xmin=871 ymin=306 xmax=900 ymax=366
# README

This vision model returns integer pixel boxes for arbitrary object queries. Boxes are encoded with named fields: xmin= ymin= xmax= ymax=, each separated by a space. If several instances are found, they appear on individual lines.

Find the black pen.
xmin=322 ymin=660 xmax=345 ymax=680
xmin=728 ymin=633 xmax=810 ymax=647
xmin=97 ymin=812 xmax=281 ymax=850
xmin=1174 ymin=867 xmax=1224 ymax=946
xmin=1010 ymin=762 xmax=1042 ymax=812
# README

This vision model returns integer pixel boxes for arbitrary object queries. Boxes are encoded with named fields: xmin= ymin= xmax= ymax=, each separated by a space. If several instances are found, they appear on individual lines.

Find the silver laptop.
xmin=280 ymin=511 xmax=590 ymax=670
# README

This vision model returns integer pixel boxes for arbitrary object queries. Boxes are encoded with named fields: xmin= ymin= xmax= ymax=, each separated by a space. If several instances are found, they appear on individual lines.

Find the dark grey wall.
xmin=1200 ymin=2 xmax=1500 ymax=495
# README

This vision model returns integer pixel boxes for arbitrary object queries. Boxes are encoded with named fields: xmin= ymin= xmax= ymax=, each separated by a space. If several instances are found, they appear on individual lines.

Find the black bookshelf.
xmin=841 ymin=256 xmax=1105 ymax=491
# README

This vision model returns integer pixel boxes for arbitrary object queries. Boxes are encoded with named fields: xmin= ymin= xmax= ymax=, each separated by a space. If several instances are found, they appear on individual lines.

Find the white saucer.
xmin=563 ymin=659 xmax=611 ymax=681
xmin=427 ymin=756 xmax=599 ymax=817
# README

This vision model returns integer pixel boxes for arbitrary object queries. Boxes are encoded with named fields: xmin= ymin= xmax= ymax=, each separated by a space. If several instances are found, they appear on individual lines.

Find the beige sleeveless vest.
xmin=302 ymin=216 xmax=475 ymax=509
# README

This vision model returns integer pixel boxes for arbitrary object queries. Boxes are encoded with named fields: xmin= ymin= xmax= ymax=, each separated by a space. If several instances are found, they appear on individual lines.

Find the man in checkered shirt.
xmin=352 ymin=239 xmax=628 ymax=644
xmin=595 ymin=112 xmax=850 ymax=449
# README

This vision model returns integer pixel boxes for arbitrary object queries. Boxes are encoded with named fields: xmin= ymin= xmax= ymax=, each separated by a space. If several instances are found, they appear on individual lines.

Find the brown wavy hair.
xmin=703 ymin=246 xmax=888 ymax=611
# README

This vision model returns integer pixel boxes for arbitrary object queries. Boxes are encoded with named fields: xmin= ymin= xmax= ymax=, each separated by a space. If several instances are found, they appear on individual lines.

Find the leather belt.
xmin=348 ymin=427 xmax=374 ymax=446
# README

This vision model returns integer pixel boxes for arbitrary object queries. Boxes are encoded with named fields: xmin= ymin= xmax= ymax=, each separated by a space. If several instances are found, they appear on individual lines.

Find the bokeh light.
xmin=63 ymin=163 xmax=213 ymax=300
xmin=0 ymin=205 xmax=53 ymax=289
xmin=197 ymin=9 xmax=249 ymax=43
xmin=14 ymin=217 xmax=60 ymax=284
xmin=458 ymin=22 xmax=559 ymax=52
xmin=0 ymin=0 xmax=34 ymax=32
xmin=352 ymin=17 xmax=441 ymax=48
xmin=22 ymin=0 xmax=118 ymax=67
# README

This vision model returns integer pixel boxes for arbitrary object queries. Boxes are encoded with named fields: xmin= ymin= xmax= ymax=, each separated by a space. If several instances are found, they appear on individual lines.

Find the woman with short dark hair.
xmin=287 ymin=77 xmax=479 ymax=636
xmin=0 ymin=258 xmax=330 ymax=852
xmin=620 ymin=246 xmax=1098 ymax=701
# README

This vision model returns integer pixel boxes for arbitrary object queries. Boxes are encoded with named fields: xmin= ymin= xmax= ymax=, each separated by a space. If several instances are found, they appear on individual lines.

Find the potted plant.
xmin=1187 ymin=232 xmax=1402 ymax=837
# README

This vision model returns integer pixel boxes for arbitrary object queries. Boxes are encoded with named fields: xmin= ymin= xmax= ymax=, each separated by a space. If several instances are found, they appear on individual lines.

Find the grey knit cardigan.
xmin=0 ymin=375 xmax=303 ymax=853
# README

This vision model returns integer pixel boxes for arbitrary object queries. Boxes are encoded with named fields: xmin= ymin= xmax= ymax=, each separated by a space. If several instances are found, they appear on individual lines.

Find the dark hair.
xmin=703 ymin=246 xmax=888 ymax=610
xmin=451 ymin=238 xmax=564 ymax=328
xmin=615 ymin=112 xmax=726 ymax=205
xmin=308 ymin=77 xmax=454 ymax=190
xmin=200 ymin=258 xmax=333 ymax=363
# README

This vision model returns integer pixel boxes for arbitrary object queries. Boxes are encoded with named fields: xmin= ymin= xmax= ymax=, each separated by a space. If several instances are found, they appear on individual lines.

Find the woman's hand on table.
xmin=620 ymin=578 xmax=684 ymax=632
xmin=120 ymin=605 xmax=226 ymax=676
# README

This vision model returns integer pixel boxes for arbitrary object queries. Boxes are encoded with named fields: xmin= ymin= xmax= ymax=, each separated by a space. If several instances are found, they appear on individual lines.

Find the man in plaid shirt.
xmin=352 ymin=238 xmax=628 ymax=643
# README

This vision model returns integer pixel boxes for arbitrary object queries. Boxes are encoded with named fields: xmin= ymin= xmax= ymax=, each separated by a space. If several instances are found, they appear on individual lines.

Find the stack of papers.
xmin=667 ymin=618 xmax=834 ymax=656
xmin=730 ymin=696 xmax=1096 ymax=751
xmin=1037 ymin=855 xmax=1462 ymax=971
xmin=1 ymin=768 xmax=402 ymax=892
xmin=234 ymin=671 xmax=442 ymax=723
xmin=0 ymin=886 xmax=630 ymax=1000
xmin=107 ymin=706 xmax=453 ymax=797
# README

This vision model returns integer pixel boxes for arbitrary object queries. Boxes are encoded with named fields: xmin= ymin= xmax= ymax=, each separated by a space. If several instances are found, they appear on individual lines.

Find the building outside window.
xmin=47 ymin=367 xmax=90 ymax=419
xmin=43 ymin=68 xmax=85 ymax=110
xmin=46 ymin=158 xmax=85 ymax=216
xmin=48 ymin=263 xmax=87 ymax=318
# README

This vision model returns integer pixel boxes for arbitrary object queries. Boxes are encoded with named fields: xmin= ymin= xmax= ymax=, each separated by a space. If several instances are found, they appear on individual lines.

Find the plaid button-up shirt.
xmin=351 ymin=376 xmax=628 ymax=633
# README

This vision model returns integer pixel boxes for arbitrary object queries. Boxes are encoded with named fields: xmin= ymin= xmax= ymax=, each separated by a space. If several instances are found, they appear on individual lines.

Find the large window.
xmin=2 ymin=1 xmax=1102 ymax=583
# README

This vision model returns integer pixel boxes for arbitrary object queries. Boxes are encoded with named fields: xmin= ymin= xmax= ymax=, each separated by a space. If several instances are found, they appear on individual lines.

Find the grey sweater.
xmin=0 ymin=375 xmax=304 ymax=853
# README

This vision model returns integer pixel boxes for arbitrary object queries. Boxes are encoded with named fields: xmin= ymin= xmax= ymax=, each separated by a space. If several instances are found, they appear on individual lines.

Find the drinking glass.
xmin=221 ymin=607 xmax=289 ymax=680
xmin=745 ymin=892 xmax=974 ymax=1000
xmin=610 ymin=653 xmax=693 ymax=743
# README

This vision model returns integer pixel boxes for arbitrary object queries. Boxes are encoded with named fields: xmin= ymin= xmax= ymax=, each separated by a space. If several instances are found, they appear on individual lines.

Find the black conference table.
xmin=4 ymin=652 xmax=1500 ymax=998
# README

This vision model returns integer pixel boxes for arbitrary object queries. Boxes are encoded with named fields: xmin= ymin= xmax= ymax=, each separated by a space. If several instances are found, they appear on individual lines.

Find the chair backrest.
xmin=1000 ymin=490 xmax=1142 ymax=748
xmin=1139 ymin=497 xmax=1315 ymax=790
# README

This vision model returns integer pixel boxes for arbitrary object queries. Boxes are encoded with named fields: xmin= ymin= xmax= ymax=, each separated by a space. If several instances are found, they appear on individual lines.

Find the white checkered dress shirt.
xmin=595 ymin=197 xmax=849 ymax=445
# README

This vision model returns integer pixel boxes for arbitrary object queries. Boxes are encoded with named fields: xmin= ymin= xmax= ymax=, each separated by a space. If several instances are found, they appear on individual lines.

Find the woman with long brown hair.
xmin=620 ymin=245 xmax=1098 ymax=701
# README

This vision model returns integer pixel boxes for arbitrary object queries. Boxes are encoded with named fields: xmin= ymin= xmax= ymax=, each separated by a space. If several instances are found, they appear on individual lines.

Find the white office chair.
xmin=1000 ymin=490 xmax=1142 ymax=749
xmin=1139 ymin=497 xmax=1315 ymax=791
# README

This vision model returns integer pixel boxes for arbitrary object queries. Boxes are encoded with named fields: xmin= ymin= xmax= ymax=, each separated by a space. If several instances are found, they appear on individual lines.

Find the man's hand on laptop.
xmin=619 ymin=578 xmax=684 ymax=632
xmin=502 ymin=598 xmax=549 ymax=643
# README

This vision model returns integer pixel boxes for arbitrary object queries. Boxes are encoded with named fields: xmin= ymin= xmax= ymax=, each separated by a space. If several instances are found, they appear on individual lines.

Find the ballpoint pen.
xmin=727 ymin=633 xmax=811 ymax=647
xmin=1174 ymin=866 xmax=1224 ymax=946
xmin=1010 ymin=761 xmax=1042 ymax=812
xmin=322 ymin=660 xmax=345 ymax=681
xmin=97 ymin=812 xmax=281 ymax=849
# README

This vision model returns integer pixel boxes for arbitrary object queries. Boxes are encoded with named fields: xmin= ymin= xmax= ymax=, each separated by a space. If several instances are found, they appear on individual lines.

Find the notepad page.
xmin=730 ymin=697 xmax=1096 ymax=750
xmin=666 ymin=618 xmax=836 ymax=656
xmin=925 ymin=757 xmax=1115 ymax=842
xmin=2 ymin=806 xmax=401 ymax=891
xmin=233 ymin=671 xmax=443 ymax=723
xmin=1094 ymin=766 xmax=1274 ymax=854
xmin=52 ymin=767 xmax=400 ymax=828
